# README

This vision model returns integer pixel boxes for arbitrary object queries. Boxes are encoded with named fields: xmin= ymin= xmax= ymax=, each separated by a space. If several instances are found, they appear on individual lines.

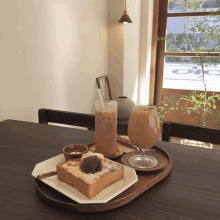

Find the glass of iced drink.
xmin=128 ymin=105 xmax=160 ymax=168
xmin=95 ymin=100 xmax=117 ymax=156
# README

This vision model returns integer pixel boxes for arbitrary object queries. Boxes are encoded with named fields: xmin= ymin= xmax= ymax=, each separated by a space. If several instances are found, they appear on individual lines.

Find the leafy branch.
xmin=156 ymin=4 xmax=220 ymax=128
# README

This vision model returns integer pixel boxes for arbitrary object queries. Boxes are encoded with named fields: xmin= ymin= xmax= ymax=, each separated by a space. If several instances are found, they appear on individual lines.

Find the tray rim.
xmin=34 ymin=145 xmax=172 ymax=212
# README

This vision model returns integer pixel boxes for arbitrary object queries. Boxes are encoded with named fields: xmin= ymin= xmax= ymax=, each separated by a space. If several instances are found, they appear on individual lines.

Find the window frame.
xmin=150 ymin=0 xmax=220 ymax=106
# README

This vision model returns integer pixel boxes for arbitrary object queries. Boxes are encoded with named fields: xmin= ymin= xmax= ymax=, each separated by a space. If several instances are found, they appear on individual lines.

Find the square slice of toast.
xmin=56 ymin=157 xmax=124 ymax=199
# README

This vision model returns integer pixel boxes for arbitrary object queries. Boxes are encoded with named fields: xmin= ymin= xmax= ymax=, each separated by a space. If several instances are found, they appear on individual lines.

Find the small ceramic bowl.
xmin=63 ymin=144 xmax=89 ymax=161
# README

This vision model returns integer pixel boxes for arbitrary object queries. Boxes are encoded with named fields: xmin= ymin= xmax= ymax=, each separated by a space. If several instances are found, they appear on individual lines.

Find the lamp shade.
xmin=118 ymin=11 xmax=133 ymax=23
xmin=118 ymin=0 xmax=133 ymax=24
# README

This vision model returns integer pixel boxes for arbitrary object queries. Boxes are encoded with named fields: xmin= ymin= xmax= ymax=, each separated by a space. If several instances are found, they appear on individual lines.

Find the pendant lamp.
xmin=118 ymin=0 xmax=133 ymax=23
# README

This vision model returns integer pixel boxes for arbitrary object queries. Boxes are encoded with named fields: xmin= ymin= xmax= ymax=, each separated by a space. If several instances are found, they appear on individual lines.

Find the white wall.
xmin=0 ymin=0 xmax=108 ymax=123
xmin=108 ymin=0 xmax=151 ymax=105
xmin=124 ymin=0 xmax=141 ymax=104
xmin=138 ymin=0 xmax=154 ymax=105
xmin=0 ymin=0 xmax=153 ymax=124
xmin=107 ymin=0 xmax=124 ymax=100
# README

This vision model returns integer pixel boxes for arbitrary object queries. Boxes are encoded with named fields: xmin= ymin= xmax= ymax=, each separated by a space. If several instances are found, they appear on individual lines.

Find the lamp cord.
xmin=125 ymin=0 xmax=127 ymax=10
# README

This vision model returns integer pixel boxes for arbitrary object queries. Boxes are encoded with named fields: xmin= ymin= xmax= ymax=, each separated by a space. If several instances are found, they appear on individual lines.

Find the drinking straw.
xmin=96 ymin=89 xmax=105 ymax=111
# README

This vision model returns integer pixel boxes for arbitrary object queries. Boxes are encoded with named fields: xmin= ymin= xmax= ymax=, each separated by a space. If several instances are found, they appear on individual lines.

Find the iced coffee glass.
xmin=128 ymin=105 xmax=160 ymax=168
xmin=95 ymin=100 xmax=117 ymax=156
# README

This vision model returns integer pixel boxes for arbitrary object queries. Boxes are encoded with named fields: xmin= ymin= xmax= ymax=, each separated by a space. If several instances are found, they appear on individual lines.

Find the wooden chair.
xmin=38 ymin=108 xmax=128 ymax=135
xmin=162 ymin=121 xmax=220 ymax=145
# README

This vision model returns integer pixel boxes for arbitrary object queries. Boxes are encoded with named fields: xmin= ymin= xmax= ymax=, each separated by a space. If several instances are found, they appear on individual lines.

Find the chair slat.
xmin=38 ymin=108 xmax=128 ymax=135
xmin=162 ymin=121 xmax=220 ymax=145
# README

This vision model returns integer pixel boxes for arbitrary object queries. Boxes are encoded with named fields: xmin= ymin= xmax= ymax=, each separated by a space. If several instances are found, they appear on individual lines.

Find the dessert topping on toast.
xmin=80 ymin=156 xmax=102 ymax=174
xmin=81 ymin=152 xmax=104 ymax=163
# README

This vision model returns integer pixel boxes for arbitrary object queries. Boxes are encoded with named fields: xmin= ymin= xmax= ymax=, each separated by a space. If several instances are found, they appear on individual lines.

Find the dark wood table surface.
xmin=0 ymin=119 xmax=220 ymax=220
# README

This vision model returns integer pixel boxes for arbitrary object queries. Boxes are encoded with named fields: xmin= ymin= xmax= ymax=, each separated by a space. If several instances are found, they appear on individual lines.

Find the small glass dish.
xmin=63 ymin=144 xmax=88 ymax=161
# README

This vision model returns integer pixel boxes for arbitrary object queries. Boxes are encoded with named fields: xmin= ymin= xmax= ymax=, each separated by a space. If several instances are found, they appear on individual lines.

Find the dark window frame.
xmin=151 ymin=0 xmax=220 ymax=106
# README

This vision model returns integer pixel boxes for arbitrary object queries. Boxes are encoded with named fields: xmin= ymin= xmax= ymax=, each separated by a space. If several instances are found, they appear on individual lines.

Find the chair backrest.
xmin=38 ymin=108 xmax=95 ymax=130
xmin=38 ymin=108 xmax=128 ymax=135
xmin=162 ymin=121 xmax=220 ymax=145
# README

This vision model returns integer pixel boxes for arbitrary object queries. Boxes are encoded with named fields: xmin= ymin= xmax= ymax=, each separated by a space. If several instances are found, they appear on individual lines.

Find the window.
xmin=153 ymin=0 xmax=220 ymax=105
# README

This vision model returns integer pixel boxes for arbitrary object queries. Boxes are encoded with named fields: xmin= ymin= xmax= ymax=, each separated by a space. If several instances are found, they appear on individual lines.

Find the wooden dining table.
xmin=0 ymin=119 xmax=220 ymax=220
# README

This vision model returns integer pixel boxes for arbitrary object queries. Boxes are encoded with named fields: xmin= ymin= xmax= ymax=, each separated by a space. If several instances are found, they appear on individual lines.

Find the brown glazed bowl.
xmin=63 ymin=144 xmax=89 ymax=161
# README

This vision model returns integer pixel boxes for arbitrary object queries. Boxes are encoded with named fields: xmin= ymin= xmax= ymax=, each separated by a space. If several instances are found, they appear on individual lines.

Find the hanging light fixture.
xmin=118 ymin=0 xmax=133 ymax=23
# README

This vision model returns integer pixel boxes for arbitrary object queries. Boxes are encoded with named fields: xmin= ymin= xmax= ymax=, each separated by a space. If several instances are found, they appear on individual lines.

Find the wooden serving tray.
xmin=35 ymin=141 xmax=172 ymax=212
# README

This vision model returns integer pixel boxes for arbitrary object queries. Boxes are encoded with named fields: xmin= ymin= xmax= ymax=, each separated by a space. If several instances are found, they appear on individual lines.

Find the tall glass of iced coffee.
xmin=95 ymin=100 xmax=117 ymax=156
xmin=128 ymin=105 xmax=160 ymax=168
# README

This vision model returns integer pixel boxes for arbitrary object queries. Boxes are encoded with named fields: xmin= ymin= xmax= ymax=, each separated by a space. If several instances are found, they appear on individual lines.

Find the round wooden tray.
xmin=35 ymin=145 xmax=172 ymax=212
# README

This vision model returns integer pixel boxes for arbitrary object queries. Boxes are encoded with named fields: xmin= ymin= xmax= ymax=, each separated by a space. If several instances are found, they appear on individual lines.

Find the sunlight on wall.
xmin=108 ymin=24 xmax=124 ymax=99
xmin=123 ymin=0 xmax=141 ymax=104
xmin=48 ymin=1 xmax=77 ymax=109
xmin=139 ymin=44 xmax=152 ymax=105
xmin=101 ymin=31 xmax=106 ymax=42
xmin=132 ymin=77 xmax=138 ymax=104
xmin=54 ymin=2 xmax=73 ymax=58
xmin=138 ymin=0 xmax=154 ymax=106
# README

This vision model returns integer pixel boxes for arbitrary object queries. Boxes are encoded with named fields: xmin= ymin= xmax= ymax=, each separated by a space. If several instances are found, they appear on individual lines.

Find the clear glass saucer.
xmin=128 ymin=155 xmax=158 ymax=169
